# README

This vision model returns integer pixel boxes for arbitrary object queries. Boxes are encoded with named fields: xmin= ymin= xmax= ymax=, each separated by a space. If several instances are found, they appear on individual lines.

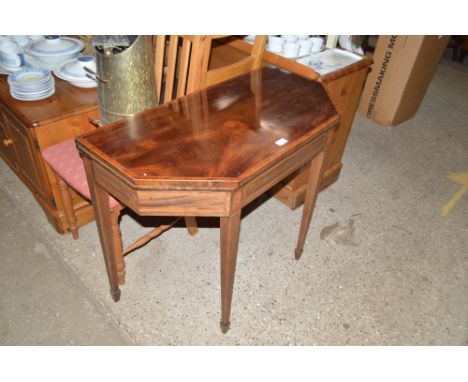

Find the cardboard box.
xmin=359 ymin=35 xmax=449 ymax=127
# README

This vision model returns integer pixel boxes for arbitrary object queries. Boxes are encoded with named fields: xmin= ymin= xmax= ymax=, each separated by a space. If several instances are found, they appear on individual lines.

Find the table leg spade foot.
xmin=220 ymin=321 xmax=230 ymax=334
xmin=110 ymin=288 xmax=121 ymax=302
xmin=295 ymin=248 xmax=303 ymax=260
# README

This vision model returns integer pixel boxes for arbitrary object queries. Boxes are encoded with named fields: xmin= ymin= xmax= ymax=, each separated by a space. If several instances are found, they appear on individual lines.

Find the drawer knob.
xmin=3 ymin=138 xmax=13 ymax=146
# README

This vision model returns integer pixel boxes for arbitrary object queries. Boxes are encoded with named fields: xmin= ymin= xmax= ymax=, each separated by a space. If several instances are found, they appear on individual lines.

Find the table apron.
xmin=136 ymin=189 xmax=231 ymax=216
xmin=91 ymin=162 xmax=231 ymax=217
xmin=241 ymin=134 xmax=326 ymax=206
xmin=90 ymin=133 xmax=326 ymax=218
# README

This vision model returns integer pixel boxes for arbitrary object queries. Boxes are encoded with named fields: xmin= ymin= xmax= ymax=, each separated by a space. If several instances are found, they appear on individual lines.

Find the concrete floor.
xmin=0 ymin=60 xmax=467 ymax=345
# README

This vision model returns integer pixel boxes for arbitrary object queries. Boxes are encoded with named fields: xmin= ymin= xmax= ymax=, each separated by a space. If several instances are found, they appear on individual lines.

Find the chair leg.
xmin=57 ymin=177 xmax=79 ymax=240
xmin=184 ymin=216 xmax=198 ymax=236
xmin=110 ymin=206 xmax=125 ymax=285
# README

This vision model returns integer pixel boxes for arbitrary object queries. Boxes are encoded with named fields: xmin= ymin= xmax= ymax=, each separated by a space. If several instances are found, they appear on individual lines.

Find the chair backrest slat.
xmin=163 ymin=36 xmax=179 ymax=103
xmin=176 ymin=39 xmax=192 ymax=98
xmin=154 ymin=35 xmax=166 ymax=103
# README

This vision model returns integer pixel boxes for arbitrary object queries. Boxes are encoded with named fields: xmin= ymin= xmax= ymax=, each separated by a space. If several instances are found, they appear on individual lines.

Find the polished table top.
xmin=77 ymin=67 xmax=338 ymax=190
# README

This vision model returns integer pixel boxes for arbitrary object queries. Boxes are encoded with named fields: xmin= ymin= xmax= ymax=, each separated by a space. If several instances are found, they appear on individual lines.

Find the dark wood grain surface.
xmin=0 ymin=76 xmax=97 ymax=128
xmin=78 ymin=67 xmax=338 ymax=189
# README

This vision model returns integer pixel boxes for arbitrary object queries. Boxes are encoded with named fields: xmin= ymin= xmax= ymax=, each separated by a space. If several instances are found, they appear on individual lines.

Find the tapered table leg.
xmin=295 ymin=148 xmax=327 ymax=260
xmin=184 ymin=216 xmax=199 ymax=236
xmin=110 ymin=206 xmax=125 ymax=285
xmin=82 ymin=157 xmax=121 ymax=302
xmin=219 ymin=209 xmax=241 ymax=333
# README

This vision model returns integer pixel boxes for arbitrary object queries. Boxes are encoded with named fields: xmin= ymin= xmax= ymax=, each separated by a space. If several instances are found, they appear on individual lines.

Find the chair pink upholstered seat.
xmin=42 ymin=139 xmax=119 ymax=208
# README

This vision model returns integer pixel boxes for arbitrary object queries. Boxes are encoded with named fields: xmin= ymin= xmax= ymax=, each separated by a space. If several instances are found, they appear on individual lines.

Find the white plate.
xmin=54 ymin=57 xmax=92 ymax=82
xmin=308 ymin=48 xmax=362 ymax=75
xmin=53 ymin=70 xmax=96 ymax=88
xmin=11 ymin=79 xmax=54 ymax=94
xmin=53 ymin=68 xmax=95 ymax=83
xmin=10 ymin=79 xmax=53 ymax=92
xmin=11 ymin=86 xmax=54 ymax=98
xmin=10 ymin=86 xmax=55 ymax=101
xmin=8 ymin=67 xmax=51 ymax=85
xmin=12 ymin=88 xmax=54 ymax=97
xmin=11 ymin=87 xmax=54 ymax=95
xmin=68 ymin=80 xmax=96 ymax=88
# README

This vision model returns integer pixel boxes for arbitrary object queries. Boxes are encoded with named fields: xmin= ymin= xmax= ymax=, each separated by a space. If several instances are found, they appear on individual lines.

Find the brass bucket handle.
xmin=83 ymin=66 xmax=109 ymax=83
xmin=88 ymin=117 xmax=104 ymax=128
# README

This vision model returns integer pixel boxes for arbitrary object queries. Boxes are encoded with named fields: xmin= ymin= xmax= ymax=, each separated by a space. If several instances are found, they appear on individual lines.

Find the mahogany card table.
xmin=76 ymin=67 xmax=339 ymax=333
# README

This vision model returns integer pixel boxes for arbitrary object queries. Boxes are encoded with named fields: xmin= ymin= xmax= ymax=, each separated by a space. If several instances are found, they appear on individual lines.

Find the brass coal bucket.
xmin=95 ymin=35 xmax=157 ymax=124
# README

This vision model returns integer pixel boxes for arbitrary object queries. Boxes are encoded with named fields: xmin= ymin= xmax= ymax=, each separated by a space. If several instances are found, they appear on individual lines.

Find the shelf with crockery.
xmin=0 ymin=35 xmax=97 ymax=101
xmin=243 ymin=35 xmax=365 ymax=76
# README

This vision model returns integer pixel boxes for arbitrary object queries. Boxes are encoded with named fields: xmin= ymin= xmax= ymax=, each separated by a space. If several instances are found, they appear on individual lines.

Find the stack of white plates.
xmin=7 ymin=67 xmax=55 ymax=101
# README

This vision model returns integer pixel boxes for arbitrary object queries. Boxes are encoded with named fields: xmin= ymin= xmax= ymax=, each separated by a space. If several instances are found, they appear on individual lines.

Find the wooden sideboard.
xmin=210 ymin=38 xmax=371 ymax=209
xmin=0 ymin=76 xmax=99 ymax=233
xmin=271 ymin=57 xmax=371 ymax=209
